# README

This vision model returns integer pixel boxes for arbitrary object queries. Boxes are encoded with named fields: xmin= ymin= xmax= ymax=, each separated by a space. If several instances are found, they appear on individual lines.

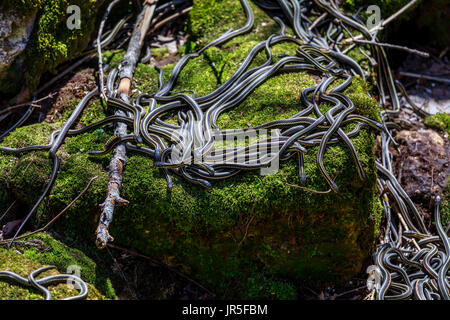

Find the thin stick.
xmin=352 ymin=39 xmax=429 ymax=58
xmin=146 ymin=6 xmax=192 ymax=36
xmin=97 ymin=0 xmax=122 ymax=100
xmin=286 ymin=183 xmax=332 ymax=194
xmin=335 ymin=285 xmax=367 ymax=298
xmin=308 ymin=12 xmax=327 ymax=31
xmin=0 ymin=113 xmax=11 ymax=123
xmin=381 ymin=0 xmax=419 ymax=27
xmin=238 ymin=212 xmax=257 ymax=248
xmin=287 ymin=172 xmax=339 ymax=194
xmin=34 ymin=53 xmax=96 ymax=96
xmin=0 ymin=176 xmax=98 ymax=243
xmin=398 ymin=71 xmax=450 ymax=85
xmin=342 ymin=0 xmax=420 ymax=44
xmin=0 ymin=93 xmax=55 ymax=116
xmin=0 ymin=201 xmax=17 ymax=224
xmin=106 ymin=243 xmax=215 ymax=296
xmin=106 ymin=246 xmax=138 ymax=299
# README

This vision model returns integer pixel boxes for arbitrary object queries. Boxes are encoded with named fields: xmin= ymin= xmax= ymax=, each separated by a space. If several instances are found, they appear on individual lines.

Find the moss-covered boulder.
xmin=0 ymin=4 xmax=37 ymax=97
xmin=0 ymin=232 xmax=115 ymax=299
xmin=0 ymin=1 xmax=382 ymax=298
xmin=0 ymin=0 xmax=105 ymax=100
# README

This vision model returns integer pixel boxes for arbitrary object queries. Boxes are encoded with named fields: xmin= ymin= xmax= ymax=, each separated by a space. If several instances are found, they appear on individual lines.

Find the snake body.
xmin=0 ymin=266 xmax=88 ymax=300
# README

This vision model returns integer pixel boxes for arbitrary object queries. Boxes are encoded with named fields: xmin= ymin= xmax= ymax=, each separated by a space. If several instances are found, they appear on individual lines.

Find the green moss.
xmin=188 ymin=0 xmax=283 ymax=45
xmin=245 ymin=274 xmax=297 ymax=300
xmin=1 ymin=0 xmax=105 ymax=96
xmin=440 ymin=180 xmax=450 ymax=231
xmin=0 ymin=232 xmax=114 ymax=300
xmin=2 ymin=0 xmax=46 ymax=12
xmin=424 ymin=113 xmax=450 ymax=135
xmin=25 ymin=0 xmax=102 ymax=90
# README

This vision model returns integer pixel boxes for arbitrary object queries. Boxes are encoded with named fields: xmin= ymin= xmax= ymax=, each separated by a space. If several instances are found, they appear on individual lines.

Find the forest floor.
xmin=1 ymin=10 xmax=448 ymax=300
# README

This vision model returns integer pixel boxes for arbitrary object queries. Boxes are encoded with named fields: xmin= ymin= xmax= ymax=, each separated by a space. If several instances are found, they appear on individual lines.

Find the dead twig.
xmin=378 ymin=0 xmax=419 ymax=29
xmin=0 ymin=93 xmax=55 ymax=116
xmin=0 ymin=112 xmax=12 ymax=123
xmin=146 ymin=6 xmax=192 ymax=36
xmin=351 ymin=39 xmax=429 ymax=58
xmin=334 ymin=285 xmax=367 ymax=298
xmin=238 ymin=212 xmax=257 ymax=248
xmin=105 ymin=245 xmax=139 ymax=299
xmin=438 ymin=47 xmax=449 ymax=59
xmin=35 ymin=53 xmax=96 ymax=96
xmin=343 ymin=0 xmax=420 ymax=44
xmin=286 ymin=183 xmax=332 ymax=194
xmin=0 ymin=201 xmax=17 ymax=224
xmin=308 ymin=12 xmax=327 ymax=31
xmin=96 ymin=0 xmax=158 ymax=249
xmin=397 ymin=71 xmax=450 ymax=85
xmin=0 ymin=176 xmax=98 ymax=243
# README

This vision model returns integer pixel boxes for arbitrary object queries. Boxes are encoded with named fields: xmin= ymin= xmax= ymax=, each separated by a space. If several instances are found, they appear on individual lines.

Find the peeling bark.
xmin=96 ymin=0 xmax=158 ymax=248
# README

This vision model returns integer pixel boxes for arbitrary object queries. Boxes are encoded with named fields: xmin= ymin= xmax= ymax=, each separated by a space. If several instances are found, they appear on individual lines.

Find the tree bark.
xmin=96 ymin=0 xmax=158 ymax=248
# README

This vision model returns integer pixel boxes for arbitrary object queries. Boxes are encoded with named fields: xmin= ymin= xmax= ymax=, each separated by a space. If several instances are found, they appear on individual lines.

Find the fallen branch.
xmin=334 ymin=285 xmax=367 ymax=299
xmin=308 ymin=12 xmax=327 ymax=31
xmin=146 ymin=6 xmax=193 ymax=36
xmin=0 ymin=93 xmax=54 ymax=116
xmin=398 ymin=71 xmax=450 ymax=85
xmin=34 ymin=53 xmax=96 ymax=96
xmin=96 ymin=0 xmax=158 ymax=249
xmin=0 ymin=176 xmax=98 ymax=243
xmin=351 ymin=39 xmax=429 ymax=58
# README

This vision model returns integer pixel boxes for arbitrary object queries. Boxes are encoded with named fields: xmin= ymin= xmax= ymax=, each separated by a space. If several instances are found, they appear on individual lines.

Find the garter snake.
xmin=0 ymin=266 xmax=88 ymax=300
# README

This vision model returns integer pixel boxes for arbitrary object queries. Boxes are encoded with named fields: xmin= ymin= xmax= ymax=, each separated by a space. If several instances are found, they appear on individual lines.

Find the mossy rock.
xmin=424 ymin=113 xmax=450 ymax=135
xmin=0 ymin=232 xmax=115 ymax=300
xmin=0 ymin=0 xmax=106 ymax=99
xmin=0 ymin=1 xmax=382 ymax=298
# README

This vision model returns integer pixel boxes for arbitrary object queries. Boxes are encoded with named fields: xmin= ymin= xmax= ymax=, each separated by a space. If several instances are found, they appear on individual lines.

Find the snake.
xmin=0 ymin=1 xmax=445 ymax=300
xmin=0 ymin=266 xmax=88 ymax=300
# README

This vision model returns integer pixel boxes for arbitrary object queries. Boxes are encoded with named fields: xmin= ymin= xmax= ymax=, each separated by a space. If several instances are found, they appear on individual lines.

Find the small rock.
xmin=393 ymin=129 xmax=449 ymax=215
xmin=2 ymin=219 xmax=23 ymax=239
